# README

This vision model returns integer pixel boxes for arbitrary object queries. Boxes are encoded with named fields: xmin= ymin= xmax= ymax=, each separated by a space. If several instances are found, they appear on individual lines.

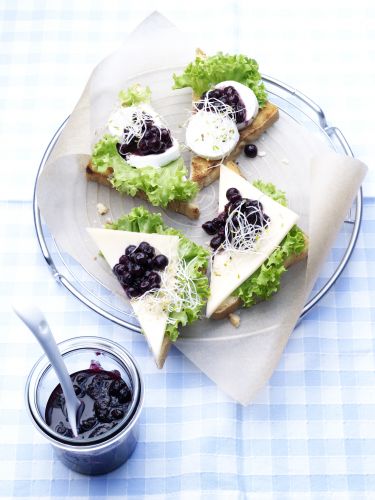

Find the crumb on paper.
xmin=258 ymin=151 xmax=266 ymax=157
xmin=228 ymin=313 xmax=240 ymax=328
xmin=97 ymin=202 xmax=109 ymax=215
xmin=93 ymin=256 xmax=97 ymax=261
xmin=281 ymin=158 xmax=289 ymax=165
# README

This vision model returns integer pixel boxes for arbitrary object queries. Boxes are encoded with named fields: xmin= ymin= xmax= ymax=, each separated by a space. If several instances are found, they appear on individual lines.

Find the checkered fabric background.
xmin=1 ymin=1 xmax=375 ymax=499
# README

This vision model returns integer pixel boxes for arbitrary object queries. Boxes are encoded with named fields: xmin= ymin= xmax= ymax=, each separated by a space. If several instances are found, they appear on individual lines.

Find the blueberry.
xmin=217 ymin=212 xmax=226 ymax=223
xmin=128 ymin=263 xmax=143 ymax=277
xmin=73 ymin=384 xmax=85 ymax=398
xmin=56 ymin=422 xmax=67 ymax=435
xmin=212 ymin=217 xmax=225 ymax=230
xmin=118 ymin=386 xmax=131 ymax=404
xmin=113 ymin=263 xmax=126 ymax=276
xmin=125 ymin=245 xmax=136 ymax=256
xmin=109 ymin=379 xmax=126 ymax=397
xmin=119 ymin=255 xmax=129 ymax=265
xmin=133 ymin=252 xmax=147 ymax=266
xmin=210 ymin=88 xmax=222 ymax=99
xmin=244 ymin=144 xmax=258 ymax=158
xmin=111 ymin=409 xmax=125 ymax=420
xmin=126 ymin=286 xmax=139 ymax=298
xmin=225 ymin=86 xmax=235 ymax=95
xmin=86 ymin=375 xmax=104 ymax=399
xmin=80 ymin=417 xmax=97 ymax=432
xmin=118 ymin=143 xmax=129 ymax=156
xmin=94 ymin=396 xmax=110 ymax=412
xmin=140 ymin=279 xmax=151 ymax=292
xmin=138 ymin=139 xmax=148 ymax=151
xmin=139 ymin=242 xmax=155 ymax=258
xmin=144 ymin=258 xmax=153 ymax=270
xmin=148 ymin=271 xmax=161 ymax=285
xmin=119 ymin=272 xmax=133 ymax=286
xmin=226 ymin=187 xmax=241 ymax=203
xmin=210 ymin=235 xmax=224 ymax=250
xmin=96 ymin=409 xmax=110 ymax=422
xmin=230 ymin=194 xmax=242 ymax=207
xmin=153 ymin=254 xmax=169 ymax=270
xmin=202 ymin=221 xmax=217 ymax=235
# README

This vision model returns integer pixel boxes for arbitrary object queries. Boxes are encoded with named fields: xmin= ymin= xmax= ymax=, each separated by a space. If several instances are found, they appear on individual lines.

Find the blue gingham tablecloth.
xmin=1 ymin=1 xmax=375 ymax=499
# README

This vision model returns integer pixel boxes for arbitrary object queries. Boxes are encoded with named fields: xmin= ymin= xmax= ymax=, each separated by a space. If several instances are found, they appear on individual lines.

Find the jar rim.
xmin=25 ymin=336 xmax=144 ymax=451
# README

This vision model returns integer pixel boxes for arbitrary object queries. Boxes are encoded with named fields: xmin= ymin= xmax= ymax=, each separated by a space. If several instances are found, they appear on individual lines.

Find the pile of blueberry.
xmin=113 ymin=242 xmax=168 ymax=298
xmin=202 ymin=187 xmax=270 ymax=250
xmin=197 ymin=86 xmax=246 ymax=124
xmin=116 ymin=113 xmax=173 ymax=158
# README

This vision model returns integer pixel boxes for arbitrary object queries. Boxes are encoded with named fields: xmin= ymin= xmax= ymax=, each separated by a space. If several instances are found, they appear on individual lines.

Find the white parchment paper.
xmin=36 ymin=12 xmax=367 ymax=405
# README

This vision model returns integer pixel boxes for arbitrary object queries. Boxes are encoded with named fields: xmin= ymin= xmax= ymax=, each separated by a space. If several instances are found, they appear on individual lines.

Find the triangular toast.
xmin=206 ymin=164 xmax=308 ymax=319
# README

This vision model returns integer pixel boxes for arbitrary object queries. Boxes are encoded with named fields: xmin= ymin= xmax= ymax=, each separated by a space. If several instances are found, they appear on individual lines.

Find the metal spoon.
xmin=13 ymin=302 xmax=83 ymax=437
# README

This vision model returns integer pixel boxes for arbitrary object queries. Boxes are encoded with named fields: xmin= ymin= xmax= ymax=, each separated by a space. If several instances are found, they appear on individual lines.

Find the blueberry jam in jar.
xmin=45 ymin=365 xmax=132 ymax=440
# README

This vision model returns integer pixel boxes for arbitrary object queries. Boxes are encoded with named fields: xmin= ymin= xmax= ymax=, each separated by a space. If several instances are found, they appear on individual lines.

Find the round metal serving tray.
xmin=33 ymin=75 xmax=363 ymax=332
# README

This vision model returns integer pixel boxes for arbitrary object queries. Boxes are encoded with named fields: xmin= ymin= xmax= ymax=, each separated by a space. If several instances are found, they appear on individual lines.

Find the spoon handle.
xmin=13 ymin=302 xmax=81 ymax=437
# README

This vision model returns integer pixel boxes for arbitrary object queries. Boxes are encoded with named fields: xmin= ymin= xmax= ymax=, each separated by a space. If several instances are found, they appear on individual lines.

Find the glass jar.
xmin=25 ymin=336 xmax=144 ymax=475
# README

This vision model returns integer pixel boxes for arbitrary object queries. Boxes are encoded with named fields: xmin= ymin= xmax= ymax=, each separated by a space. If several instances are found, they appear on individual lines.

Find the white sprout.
xmin=120 ymin=108 xmax=163 ymax=148
xmin=194 ymin=90 xmax=246 ymax=121
xmin=221 ymin=200 xmax=271 ymax=253
xmin=130 ymin=257 xmax=203 ymax=324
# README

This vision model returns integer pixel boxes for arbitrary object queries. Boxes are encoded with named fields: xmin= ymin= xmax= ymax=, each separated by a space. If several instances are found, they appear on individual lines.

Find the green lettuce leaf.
xmin=173 ymin=52 xmax=268 ymax=107
xmin=234 ymin=182 xmax=306 ymax=307
xmin=118 ymin=84 xmax=151 ymax=107
xmin=91 ymin=135 xmax=198 ymax=207
xmin=107 ymin=207 xmax=210 ymax=341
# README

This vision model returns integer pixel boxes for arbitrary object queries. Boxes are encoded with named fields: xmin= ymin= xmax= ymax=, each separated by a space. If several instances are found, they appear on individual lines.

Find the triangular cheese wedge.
xmin=206 ymin=165 xmax=299 ymax=317
xmin=87 ymin=228 xmax=179 ymax=364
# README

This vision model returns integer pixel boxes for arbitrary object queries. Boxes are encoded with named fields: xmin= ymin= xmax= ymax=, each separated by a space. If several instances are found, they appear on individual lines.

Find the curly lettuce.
xmin=234 ymin=181 xmax=306 ymax=307
xmin=107 ymin=207 xmax=210 ymax=341
xmin=91 ymin=135 xmax=198 ymax=207
xmin=118 ymin=84 xmax=151 ymax=107
xmin=173 ymin=52 xmax=268 ymax=107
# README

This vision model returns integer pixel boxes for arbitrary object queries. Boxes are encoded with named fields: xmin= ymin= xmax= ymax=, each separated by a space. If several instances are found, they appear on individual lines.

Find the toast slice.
xmin=211 ymin=233 xmax=309 ymax=319
xmin=189 ymin=49 xmax=279 ymax=190
xmin=86 ymin=162 xmax=200 ymax=220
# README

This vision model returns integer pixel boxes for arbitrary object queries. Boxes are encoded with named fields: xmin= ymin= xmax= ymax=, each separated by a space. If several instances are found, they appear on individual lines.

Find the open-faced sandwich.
xmin=173 ymin=50 xmax=279 ymax=189
xmin=86 ymin=84 xmax=200 ymax=220
xmin=204 ymin=163 xmax=308 ymax=319
xmin=87 ymin=207 xmax=209 ymax=367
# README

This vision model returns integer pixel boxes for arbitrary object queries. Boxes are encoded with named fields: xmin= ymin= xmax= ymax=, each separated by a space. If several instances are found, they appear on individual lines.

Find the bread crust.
xmin=211 ymin=234 xmax=309 ymax=319
xmin=86 ymin=164 xmax=200 ymax=220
